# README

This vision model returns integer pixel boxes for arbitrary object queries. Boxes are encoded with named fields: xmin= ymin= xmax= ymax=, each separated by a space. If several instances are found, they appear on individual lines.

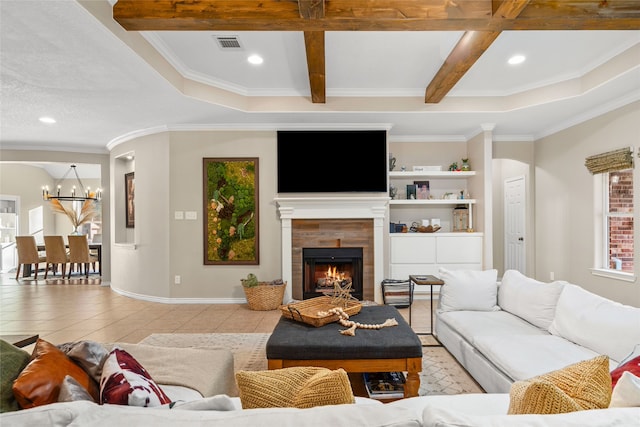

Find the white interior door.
xmin=504 ymin=176 xmax=526 ymax=274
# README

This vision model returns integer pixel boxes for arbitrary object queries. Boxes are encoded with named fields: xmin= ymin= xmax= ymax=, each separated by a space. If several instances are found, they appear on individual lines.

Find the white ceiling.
xmin=1 ymin=0 xmax=639 ymax=154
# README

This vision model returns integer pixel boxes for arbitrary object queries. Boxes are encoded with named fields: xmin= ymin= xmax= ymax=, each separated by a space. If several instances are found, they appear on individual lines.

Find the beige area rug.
xmin=139 ymin=333 xmax=483 ymax=396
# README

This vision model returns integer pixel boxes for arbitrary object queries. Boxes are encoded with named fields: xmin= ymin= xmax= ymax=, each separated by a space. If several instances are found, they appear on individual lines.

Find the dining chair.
xmin=15 ymin=236 xmax=47 ymax=280
xmin=43 ymin=235 xmax=70 ymax=279
xmin=67 ymin=235 xmax=99 ymax=278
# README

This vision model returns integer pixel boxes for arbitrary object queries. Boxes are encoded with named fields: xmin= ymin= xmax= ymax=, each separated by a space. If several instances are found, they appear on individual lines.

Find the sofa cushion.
xmin=235 ymin=367 xmax=354 ymax=409
xmin=423 ymin=405 xmax=640 ymax=427
xmin=57 ymin=340 xmax=110 ymax=384
xmin=111 ymin=342 xmax=236 ymax=398
xmin=0 ymin=340 xmax=31 ymax=413
xmin=438 ymin=268 xmax=499 ymax=312
xmin=548 ymin=284 xmax=640 ymax=363
xmin=437 ymin=310 xmax=546 ymax=348
xmin=12 ymin=338 xmax=100 ymax=409
xmin=473 ymin=334 xmax=604 ymax=382
xmin=0 ymin=399 xmax=423 ymax=427
xmin=507 ymin=355 xmax=612 ymax=415
xmin=58 ymin=375 xmax=94 ymax=402
xmin=100 ymin=347 xmax=171 ymax=407
xmin=610 ymin=371 xmax=640 ymax=408
xmin=497 ymin=270 xmax=565 ymax=329
xmin=611 ymin=354 xmax=640 ymax=388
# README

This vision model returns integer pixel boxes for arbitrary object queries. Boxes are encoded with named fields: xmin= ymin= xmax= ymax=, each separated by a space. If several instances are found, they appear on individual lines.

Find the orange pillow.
xmin=12 ymin=339 xmax=99 ymax=409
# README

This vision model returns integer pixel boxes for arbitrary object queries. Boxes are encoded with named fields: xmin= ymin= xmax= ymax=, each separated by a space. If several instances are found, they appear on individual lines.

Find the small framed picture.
xmin=414 ymin=181 xmax=430 ymax=200
xmin=125 ymin=172 xmax=135 ymax=228
xmin=406 ymin=184 xmax=416 ymax=200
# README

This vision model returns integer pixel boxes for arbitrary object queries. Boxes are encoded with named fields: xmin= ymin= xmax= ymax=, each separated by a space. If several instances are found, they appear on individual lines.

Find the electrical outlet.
xmin=549 ymin=272 xmax=554 ymax=281
xmin=174 ymin=275 xmax=181 ymax=285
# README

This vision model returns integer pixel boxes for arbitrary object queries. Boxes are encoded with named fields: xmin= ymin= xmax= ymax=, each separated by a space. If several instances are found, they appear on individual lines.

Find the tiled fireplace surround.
xmin=275 ymin=197 xmax=388 ymax=303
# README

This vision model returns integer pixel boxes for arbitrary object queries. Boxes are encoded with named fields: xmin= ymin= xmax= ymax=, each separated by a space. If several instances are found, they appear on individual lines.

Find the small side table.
xmin=409 ymin=275 xmax=444 ymax=346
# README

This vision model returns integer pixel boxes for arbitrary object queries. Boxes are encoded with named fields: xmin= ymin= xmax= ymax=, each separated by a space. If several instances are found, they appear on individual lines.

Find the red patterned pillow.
xmin=100 ymin=347 xmax=170 ymax=407
xmin=611 ymin=355 xmax=640 ymax=389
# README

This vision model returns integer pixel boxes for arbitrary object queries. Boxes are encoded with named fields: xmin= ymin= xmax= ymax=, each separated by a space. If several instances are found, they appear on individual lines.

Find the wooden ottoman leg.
xmin=404 ymin=357 xmax=422 ymax=397
xmin=268 ymin=359 xmax=284 ymax=369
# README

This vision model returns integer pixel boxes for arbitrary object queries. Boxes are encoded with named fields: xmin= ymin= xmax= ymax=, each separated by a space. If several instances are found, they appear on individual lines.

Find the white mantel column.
xmin=279 ymin=214 xmax=294 ymax=303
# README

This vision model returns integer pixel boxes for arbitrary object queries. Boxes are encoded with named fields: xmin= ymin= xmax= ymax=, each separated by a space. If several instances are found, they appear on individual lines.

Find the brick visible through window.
xmin=607 ymin=170 xmax=634 ymax=272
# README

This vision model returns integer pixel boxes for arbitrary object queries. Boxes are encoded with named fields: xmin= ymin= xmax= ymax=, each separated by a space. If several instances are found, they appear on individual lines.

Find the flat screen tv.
xmin=277 ymin=130 xmax=388 ymax=193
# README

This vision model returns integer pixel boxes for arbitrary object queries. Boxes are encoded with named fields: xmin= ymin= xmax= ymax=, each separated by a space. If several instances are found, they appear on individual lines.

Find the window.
xmin=604 ymin=170 xmax=634 ymax=273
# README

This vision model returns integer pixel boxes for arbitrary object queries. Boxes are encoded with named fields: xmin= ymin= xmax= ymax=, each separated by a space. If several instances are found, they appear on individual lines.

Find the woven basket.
xmin=243 ymin=282 xmax=286 ymax=311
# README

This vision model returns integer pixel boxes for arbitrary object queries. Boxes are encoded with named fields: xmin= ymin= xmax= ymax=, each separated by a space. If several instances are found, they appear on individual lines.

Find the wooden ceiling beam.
xmin=304 ymin=31 xmax=326 ymax=103
xmin=299 ymin=1 xmax=327 ymax=103
xmin=299 ymin=0 xmax=325 ymax=19
xmin=113 ymin=1 xmax=640 ymax=31
xmin=424 ymin=0 xmax=531 ymax=103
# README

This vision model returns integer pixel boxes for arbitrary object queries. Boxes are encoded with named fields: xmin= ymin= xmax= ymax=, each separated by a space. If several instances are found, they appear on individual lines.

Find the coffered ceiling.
xmin=1 ymin=0 xmax=639 ymax=153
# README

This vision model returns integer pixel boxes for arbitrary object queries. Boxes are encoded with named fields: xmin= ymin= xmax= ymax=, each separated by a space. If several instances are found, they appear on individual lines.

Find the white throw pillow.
xmin=548 ymin=284 xmax=640 ymax=363
xmin=610 ymin=372 xmax=640 ymax=408
xmin=497 ymin=270 xmax=565 ymax=329
xmin=438 ymin=268 xmax=499 ymax=312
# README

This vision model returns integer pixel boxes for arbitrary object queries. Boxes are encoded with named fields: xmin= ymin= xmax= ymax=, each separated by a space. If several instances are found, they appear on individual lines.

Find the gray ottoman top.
xmin=266 ymin=305 xmax=422 ymax=360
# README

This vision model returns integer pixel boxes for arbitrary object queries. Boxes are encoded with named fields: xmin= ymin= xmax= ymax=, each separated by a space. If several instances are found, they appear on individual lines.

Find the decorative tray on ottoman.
xmin=280 ymin=296 xmax=362 ymax=327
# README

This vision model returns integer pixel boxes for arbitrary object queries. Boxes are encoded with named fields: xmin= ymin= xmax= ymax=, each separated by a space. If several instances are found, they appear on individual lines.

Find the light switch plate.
xmin=185 ymin=211 xmax=197 ymax=220
xmin=174 ymin=211 xmax=184 ymax=220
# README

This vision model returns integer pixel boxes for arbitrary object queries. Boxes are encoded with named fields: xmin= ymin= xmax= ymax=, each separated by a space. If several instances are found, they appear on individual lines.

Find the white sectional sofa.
xmin=435 ymin=268 xmax=640 ymax=393
xmin=2 ymin=271 xmax=639 ymax=426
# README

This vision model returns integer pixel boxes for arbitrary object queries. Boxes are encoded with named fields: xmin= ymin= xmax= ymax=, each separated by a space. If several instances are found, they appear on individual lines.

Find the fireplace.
xmin=275 ymin=196 xmax=389 ymax=303
xmin=303 ymin=247 xmax=363 ymax=300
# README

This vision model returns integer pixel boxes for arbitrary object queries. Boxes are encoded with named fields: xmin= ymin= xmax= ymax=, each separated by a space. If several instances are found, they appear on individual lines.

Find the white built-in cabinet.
xmin=389 ymin=233 xmax=483 ymax=279
xmin=387 ymin=170 xmax=483 ymax=286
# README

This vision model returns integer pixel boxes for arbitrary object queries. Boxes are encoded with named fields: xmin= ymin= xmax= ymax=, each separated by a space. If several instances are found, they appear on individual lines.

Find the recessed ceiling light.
xmin=39 ymin=116 xmax=56 ymax=124
xmin=247 ymin=54 xmax=263 ymax=65
xmin=508 ymin=55 xmax=526 ymax=65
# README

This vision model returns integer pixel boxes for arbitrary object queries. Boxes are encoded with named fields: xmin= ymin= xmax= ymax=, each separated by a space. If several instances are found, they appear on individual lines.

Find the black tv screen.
xmin=277 ymin=130 xmax=388 ymax=193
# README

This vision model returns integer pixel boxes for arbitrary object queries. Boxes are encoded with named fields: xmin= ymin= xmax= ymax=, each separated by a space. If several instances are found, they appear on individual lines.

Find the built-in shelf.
xmin=389 ymin=171 xmax=476 ymax=179
xmin=389 ymin=199 xmax=476 ymax=206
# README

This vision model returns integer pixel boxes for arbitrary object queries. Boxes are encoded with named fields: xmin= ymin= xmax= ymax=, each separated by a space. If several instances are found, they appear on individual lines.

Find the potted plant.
xmin=241 ymin=273 xmax=286 ymax=311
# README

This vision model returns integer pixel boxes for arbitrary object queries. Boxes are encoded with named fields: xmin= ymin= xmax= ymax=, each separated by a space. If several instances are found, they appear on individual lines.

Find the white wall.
xmin=534 ymin=101 xmax=639 ymax=306
xmin=109 ymin=133 xmax=170 ymax=299
xmin=0 ymin=164 xmax=55 ymax=242
xmin=109 ymin=130 xmax=282 ymax=301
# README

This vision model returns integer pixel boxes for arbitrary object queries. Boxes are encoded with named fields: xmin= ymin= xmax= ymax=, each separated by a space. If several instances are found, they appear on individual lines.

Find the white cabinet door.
xmin=390 ymin=235 xmax=436 ymax=264
xmin=436 ymin=236 xmax=483 ymax=264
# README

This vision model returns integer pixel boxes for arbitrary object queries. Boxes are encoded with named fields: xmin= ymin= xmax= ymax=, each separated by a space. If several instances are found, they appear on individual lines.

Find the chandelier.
xmin=42 ymin=164 xmax=102 ymax=201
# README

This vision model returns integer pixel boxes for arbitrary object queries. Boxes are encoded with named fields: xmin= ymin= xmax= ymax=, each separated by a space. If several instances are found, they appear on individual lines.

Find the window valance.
xmin=584 ymin=147 xmax=634 ymax=175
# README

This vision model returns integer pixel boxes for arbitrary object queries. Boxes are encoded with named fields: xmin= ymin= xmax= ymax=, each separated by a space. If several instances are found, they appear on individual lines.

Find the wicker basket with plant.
xmin=241 ymin=274 xmax=286 ymax=311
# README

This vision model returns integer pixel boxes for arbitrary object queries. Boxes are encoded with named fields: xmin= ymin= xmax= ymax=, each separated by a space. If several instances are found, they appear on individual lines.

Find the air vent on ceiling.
xmin=214 ymin=36 xmax=243 ymax=50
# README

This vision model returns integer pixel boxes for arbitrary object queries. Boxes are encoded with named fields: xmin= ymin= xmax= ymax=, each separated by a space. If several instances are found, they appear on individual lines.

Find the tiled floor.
xmin=0 ymin=273 xmax=434 ymax=348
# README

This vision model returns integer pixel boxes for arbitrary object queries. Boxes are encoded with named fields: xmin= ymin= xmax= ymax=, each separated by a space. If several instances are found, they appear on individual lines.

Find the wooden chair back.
xmin=16 ymin=236 xmax=39 ymax=263
xmin=44 ymin=235 xmax=69 ymax=279
xmin=68 ymin=235 xmax=90 ymax=263
xmin=67 ymin=235 xmax=98 ymax=278
xmin=15 ymin=236 xmax=46 ymax=280
xmin=44 ymin=236 xmax=68 ymax=264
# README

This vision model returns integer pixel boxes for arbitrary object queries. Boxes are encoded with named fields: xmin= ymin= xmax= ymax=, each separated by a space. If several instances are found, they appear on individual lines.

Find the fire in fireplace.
xmin=302 ymin=247 xmax=363 ymax=300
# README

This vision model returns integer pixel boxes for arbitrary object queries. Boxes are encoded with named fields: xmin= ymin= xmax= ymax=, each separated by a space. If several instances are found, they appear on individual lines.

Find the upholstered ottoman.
xmin=266 ymin=305 xmax=422 ymax=397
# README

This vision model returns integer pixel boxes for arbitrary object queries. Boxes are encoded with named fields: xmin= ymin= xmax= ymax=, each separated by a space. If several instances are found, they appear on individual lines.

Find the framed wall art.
xmin=125 ymin=172 xmax=135 ymax=228
xmin=203 ymin=157 xmax=259 ymax=265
